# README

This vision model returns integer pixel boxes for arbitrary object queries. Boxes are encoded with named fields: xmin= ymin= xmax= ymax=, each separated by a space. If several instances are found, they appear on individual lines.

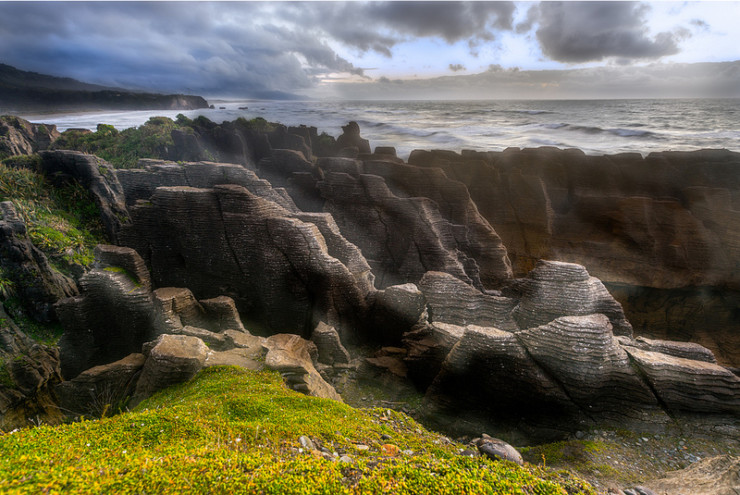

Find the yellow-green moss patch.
xmin=0 ymin=367 xmax=595 ymax=494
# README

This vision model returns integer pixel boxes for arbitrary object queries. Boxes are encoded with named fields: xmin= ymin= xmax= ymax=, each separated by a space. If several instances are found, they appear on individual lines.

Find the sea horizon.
xmin=16 ymin=97 xmax=740 ymax=160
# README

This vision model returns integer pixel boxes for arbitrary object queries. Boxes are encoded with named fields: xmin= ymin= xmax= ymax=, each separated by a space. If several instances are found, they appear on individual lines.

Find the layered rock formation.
xmin=53 ymin=245 xmax=344 ymax=416
xmin=2 ymin=117 xmax=738 ymax=444
xmin=408 ymin=147 xmax=740 ymax=366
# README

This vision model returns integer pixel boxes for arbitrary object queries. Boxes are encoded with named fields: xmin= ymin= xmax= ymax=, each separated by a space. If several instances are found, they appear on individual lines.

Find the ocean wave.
xmin=545 ymin=123 xmax=660 ymax=139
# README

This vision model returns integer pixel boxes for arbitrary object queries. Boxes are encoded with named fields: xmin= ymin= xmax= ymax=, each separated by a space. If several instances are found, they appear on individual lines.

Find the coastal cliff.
xmin=0 ymin=63 xmax=209 ymax=113
xmin=1 ymin=115 xmax=739 ymax=493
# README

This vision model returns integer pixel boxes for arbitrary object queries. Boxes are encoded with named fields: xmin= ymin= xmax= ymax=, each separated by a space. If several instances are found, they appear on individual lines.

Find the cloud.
xmin=449 ymin=64 xmax=466 ymax=72
xmin=333 ymin=61 xmax=740 ymax=100
xmin=0 ymin=2 xmax=367 ymax=97
xmin=278 ymin=1 xmax=515 ymax=57
xmin=535 ymin=2 xmax=688 ymax=63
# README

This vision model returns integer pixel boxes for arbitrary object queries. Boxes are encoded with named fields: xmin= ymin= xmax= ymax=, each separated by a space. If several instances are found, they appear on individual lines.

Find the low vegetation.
xmin=51 ymin=117 xmax=179 ymax=169
xmin=0 ymin=366 xmax=594 ymax=494
xmin=0 ymin=157 xmax=105 ymax=272
xmin=50 ymin=115 xmax=285 ymax=168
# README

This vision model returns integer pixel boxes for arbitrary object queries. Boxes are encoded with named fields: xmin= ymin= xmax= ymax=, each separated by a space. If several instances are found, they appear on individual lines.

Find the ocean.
xmin=20 ymin=98 xmax=740 ymax=160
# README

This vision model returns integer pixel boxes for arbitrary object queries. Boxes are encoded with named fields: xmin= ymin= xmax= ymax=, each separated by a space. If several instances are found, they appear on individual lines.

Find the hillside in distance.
xmin=0 ymin=63 xmax=209 ymax=112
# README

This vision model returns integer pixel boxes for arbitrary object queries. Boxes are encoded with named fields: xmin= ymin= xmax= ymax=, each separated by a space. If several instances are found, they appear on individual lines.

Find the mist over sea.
xmin=22 ymin=98 xmax=740 ymax=160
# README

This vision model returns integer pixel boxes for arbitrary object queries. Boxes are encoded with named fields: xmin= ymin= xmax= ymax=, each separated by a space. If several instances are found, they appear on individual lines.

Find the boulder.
xmin=55 ymin=353 xmax=146 ymax=417
xmin=474 ymin=435 xmax=524 ymax=465
xmin=335 ymin=121 xmax=370 ymax=155
xmin=371 ymin=283 xmax=427 ymax=344
xmin=513 ymin=260 xmax=633 ymax=336
xmin=199 ymin=295 xmax=247 ymax=333
xmin=131 ymin=334 xmax=208 ymax=405
xmin=311 ymin=322 xmax=351 ymax=365
xmin=0 ymin=116 xmax=59 ymax=158
xmin=263 ymin=333 xmax=342 ymax=401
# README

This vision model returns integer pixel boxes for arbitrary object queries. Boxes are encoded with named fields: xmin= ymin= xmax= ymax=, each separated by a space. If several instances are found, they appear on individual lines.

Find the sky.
xmin=0 ymin=1 xmax=738 ymax=100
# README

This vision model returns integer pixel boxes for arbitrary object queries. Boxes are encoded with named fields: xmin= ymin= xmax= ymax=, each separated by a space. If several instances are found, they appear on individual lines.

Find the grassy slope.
xmin=0 ymin=367 xmax=595 ymax=494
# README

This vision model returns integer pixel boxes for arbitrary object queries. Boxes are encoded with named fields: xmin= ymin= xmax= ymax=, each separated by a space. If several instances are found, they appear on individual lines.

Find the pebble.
xmin=339 ymin=455 xmax=354 ymax=464
xmin=355 ymin=444 xmax=370 ymax=451
xmin=299 ymin=436 xmax=315 ymax=451
xmin=381 ymin=434 xmax=392 ymax=440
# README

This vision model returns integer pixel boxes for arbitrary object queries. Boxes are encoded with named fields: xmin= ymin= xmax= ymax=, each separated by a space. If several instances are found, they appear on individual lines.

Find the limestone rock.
xmin=408 ymin=147 xmax=740 ymax=366
xmin=418 ymin=271 xmax=518 ymax=330
xmin=371 ymin=283 xmax=426 ymax=344
xmin=0 ymin=305 xmax=64 ymax=429
xmin=0 ymin=116 xmax=59 ymax=157
xmin=474 ymin=436 xmax=524 ymax=465
xmin=204 ymin=348 xmax=263 ymax=370
xmin=56 ymin=247 xmax=158 ymax=379
xmin=177 ymin=326 xmax=229 ymax=351
xmin=120 ymin=184 xmax=373 ymax=342
xmin=335 ymin=121 xmax=370 ymax=155
xmin=626 ymin=347 xmax=740 ymax=415
xmin=55 ymin=353 xmax=146 ymax=417
xmin=152 ymin=287 xmax=209 ymax=334
xmin=117 ymin=159 xmax=298 ymax=211
xmin=38 ymin=150 xmax=130 ymax=243
xmin=0 ymin=201 xmax=78 ymax=321
xmin=513 ymin=260 xmax=633 ymax=336
xmin=263 ymin=333 xmax=342 ymax=401
xmin=131 ymin=334 xmax=208 ymax=405
xmin=517 ymin=314 xmax=665 ymax=423
xmin=424 ymin=325 xmax=579 ymax=426
xmin=403 ymin=321 xmax=466 ymax=389
xmin=311 ymin=322 xmax=351 ymax=365
xmin=645 ymin=455 xmax=740 ymax=495
xmin=94 ymin=245 xmax=151 ymax=290
xmin=628 ymin=336 xmax=717 ymax=363
xmin=199 ymin=295 xmax=246 ymax=333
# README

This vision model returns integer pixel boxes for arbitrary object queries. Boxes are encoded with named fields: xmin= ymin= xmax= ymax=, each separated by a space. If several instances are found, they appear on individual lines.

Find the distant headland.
xmin=0 ymin=63 xmax=209 ymax=113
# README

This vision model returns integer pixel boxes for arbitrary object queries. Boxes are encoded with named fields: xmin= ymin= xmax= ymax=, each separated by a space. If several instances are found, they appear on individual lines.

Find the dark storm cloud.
xmin=0 ymin=2 xmax=365 ymax=96
xmin=280 ymin=1 xmax=515 ymax=57
xmin=0 ymin=1 xmax=518 ymax=96
xmin=535 ymin=2 xmax=687 ymax=63
xmin=449 ymin=64 xmax=466 ymax=72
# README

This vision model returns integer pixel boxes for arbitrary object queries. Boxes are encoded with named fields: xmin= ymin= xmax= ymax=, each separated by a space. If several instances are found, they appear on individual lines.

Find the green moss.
xmin=3 ymin=297 xmax=64 ymax=345
xmin=0 ymin=359 xmax=13 ymax=388
xmin=0 ymin=367 xmax=593 ymax=494
xmin=103 ymin=266 xmax=141 ymax=287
